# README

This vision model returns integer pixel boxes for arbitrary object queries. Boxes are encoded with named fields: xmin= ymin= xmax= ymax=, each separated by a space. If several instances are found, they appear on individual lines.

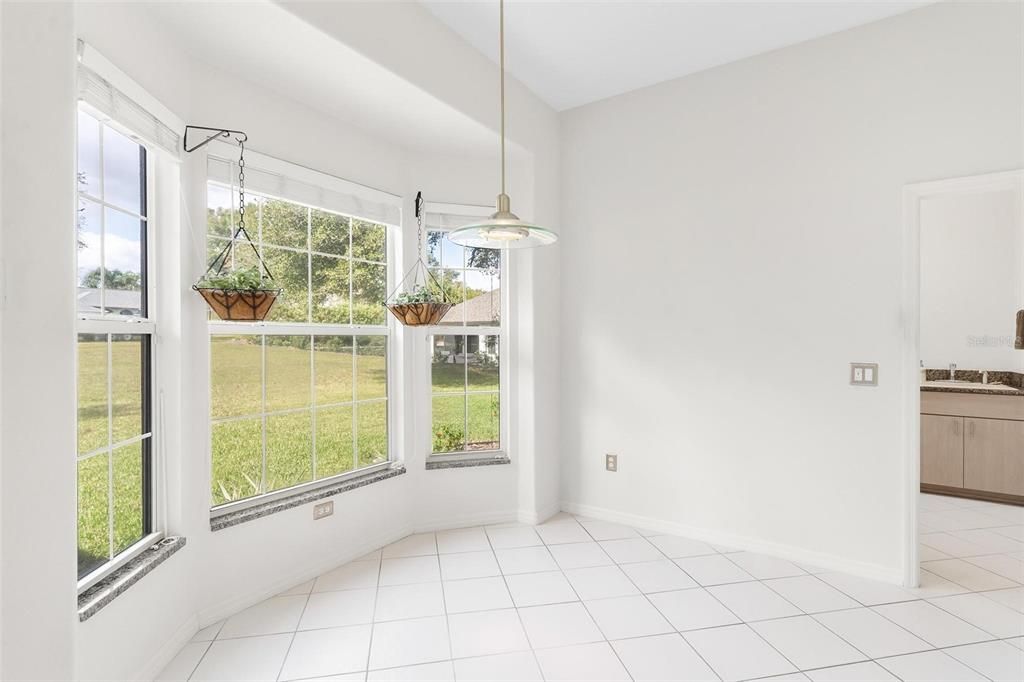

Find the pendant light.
xmin=447 ymin=0 xmax=558 ymax=249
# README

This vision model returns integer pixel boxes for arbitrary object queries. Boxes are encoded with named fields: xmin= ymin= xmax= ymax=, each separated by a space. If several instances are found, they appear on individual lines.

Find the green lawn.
xmin=77 ymin=333 xmax=501 ymax=574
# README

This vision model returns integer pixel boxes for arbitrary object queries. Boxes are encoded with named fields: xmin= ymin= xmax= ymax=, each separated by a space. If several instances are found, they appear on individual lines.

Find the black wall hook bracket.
xmin=183 ymin=125 xmax=248 ymax=153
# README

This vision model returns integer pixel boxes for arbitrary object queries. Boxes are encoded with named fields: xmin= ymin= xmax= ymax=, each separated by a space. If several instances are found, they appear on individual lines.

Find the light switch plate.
xmin=605 ymin=454 xmax=618 ymax=472
xmin=850 ymin=362 xmax=879 ymax=386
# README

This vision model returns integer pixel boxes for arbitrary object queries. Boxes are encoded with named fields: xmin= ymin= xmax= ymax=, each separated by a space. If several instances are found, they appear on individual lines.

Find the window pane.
xmin=112 ymin=440 xmax=144 ymax=553
xmin=311 ymin=254 xmax=350 ymax=324
xmin=432 ymin=394 xmax=466 ymax=453
xmin=207 ymin=183 xmax=235 ymax=239
xmin=104 ymin=207 xmax=144 ymax=317
xmin=77 ymin=110 xmax=100 ymax=196
xmin=265 ymin=336 xmax=311 ymax=412
xmin=264 ymin=247 xmax=309 ymax=322
xmin=436 ymin=270 xmax=465 ymax=325
xmin=352 ymin=219 xmax=386 ymax=263
xmin=440 ymin=232 xmax=464 ymax=269
xmin=467 ymin=335 xmax=499 ymax=392
xmin=262 ymin=198 xmax=308 ymax=250
xmin=77 ymin=453 xmax=109 ymax=576
xmin=77 ymin=334 xmax=109 ymax=455
xmin=351 ymin=261 xmax=386 ymax=325
xmin=356 ymin=336 xmax=387 ymax=401
xmin=211 ymin=419 xmax=263 ymax=506
xmin=211 ymin=336 xmax=263 ymax=419
xmin=431 ymin=335 xmax=465 ymax=394
xmin=468 ymin=394 xmax=500 ymax=451
xmin=77 ymin=199 xmax=103 ymax=315
xmin=314 ymin=336 xmax=353 ymax=405
xmin=311 ymin=209 xmax=349 ymax=256
xmin=464 ymin=269 xmax=500 ymax=326
xmin=266 ymin=411 xmax=313 ymax=491
xmin=356 ymin=401 xmax=387 ymax=466
xmin=316 ymin=405 xmax=353 ymax=478
xmin=102 ymin=125 xmax=144 ymax=213
xmin=111 ymin=334 xmax=145 ymax=443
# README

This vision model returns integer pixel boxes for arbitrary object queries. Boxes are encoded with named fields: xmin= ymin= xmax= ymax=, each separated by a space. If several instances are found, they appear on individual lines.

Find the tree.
xmin=81 ymin=268 xmax=141 ymax=290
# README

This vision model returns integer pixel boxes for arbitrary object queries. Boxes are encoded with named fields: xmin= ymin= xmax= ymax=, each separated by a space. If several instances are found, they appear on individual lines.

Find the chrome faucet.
xmin=949 ymin=363 xmax=957 ymax=380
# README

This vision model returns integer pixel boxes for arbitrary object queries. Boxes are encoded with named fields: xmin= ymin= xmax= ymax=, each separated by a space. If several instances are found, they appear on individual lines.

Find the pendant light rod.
xmin=499 ymin=0 xmax=506 ymax=198
xmin=446 ymin=0 xmax=557 ymax=249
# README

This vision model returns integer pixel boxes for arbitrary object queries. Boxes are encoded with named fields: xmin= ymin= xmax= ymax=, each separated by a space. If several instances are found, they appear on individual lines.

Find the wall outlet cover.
xmin=605 ymin=454 xmax=618 ymax=472
xmin=313 ymin=500 xmax=334 ymax=520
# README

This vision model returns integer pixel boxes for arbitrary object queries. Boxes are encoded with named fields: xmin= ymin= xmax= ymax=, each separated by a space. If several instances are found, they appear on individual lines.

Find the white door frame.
xmin=901 ymin=168 xmax=1024 ymax=587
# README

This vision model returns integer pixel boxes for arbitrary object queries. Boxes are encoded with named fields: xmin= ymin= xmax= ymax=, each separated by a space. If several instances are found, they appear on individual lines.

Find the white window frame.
xmin=205 ymin=148 xmax=400 ymax=517
xmin=422 ymin=202 xmax=510 ymax=463
xmin=75 ymin=105 xmax=164 ymax=594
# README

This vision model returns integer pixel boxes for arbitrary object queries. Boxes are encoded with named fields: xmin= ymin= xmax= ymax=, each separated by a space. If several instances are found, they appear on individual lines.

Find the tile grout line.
xmin=483 ymin=523 xmax=550 ymax=682
xmin=168 ymin=495 xmax=1023 ymax=681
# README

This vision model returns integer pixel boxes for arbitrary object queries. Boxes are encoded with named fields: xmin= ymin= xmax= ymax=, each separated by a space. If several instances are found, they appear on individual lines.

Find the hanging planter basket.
xmin=194 ymin=286 xmax=281 ymax=321
xmin=186 ymin=129 xmax=282 ymax=322
xmin=383 ymin=191 xmax=453 ymax=327
xmin=386 ymin=300 xmax=453 ymax=326
xmin=384 ymin=260 xmax=453 ymax=326
xmin=193 ymin=227 xmax=282 ymax=321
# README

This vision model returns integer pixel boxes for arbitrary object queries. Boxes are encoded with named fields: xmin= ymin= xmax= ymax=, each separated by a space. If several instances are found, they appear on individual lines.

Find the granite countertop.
xmin=921 ymin=369 xmax=1024 ymax=396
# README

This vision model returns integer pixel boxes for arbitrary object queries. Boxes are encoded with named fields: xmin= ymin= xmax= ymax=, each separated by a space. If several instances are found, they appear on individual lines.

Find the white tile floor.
xmin=161 ymin=496 xmax=1024 ymax=681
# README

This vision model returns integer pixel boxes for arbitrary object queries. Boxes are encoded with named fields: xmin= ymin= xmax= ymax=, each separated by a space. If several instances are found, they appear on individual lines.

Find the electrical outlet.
xmin=605 ymin=454 xmax=618 ymax=472
xmin=313 ymin=500 xmax=334 ymax=520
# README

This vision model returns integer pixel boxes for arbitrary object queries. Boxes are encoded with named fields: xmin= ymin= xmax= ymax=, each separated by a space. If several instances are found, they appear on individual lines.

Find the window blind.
xmin=77 ymin=63 xmax=181 ymax=157
xmin=207 ymin=151 xmax=402 ymax=227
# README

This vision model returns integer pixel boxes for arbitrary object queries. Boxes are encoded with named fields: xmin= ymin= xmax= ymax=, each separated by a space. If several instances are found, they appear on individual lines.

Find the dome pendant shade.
xmin=447 ymin=0 xmax=557 ymax=250
xmin=448 ymin=193 xmax=557 ymax=249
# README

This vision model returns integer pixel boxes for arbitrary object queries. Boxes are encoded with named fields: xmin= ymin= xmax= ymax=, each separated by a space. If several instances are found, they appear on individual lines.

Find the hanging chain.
xmin=237 ymin=139 xmax=246 ymax=232
xmin=415 ymin=190 xmax=424 ymax=254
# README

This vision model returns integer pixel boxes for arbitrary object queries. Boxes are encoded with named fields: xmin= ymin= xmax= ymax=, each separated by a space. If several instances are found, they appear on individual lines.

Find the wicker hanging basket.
xmin=383 ymin=191 xmax=453 ymax=327
xmin=194 ymin=225 xmax=281 ymax=322
xmin=194 ymin=286 xmax=281 ymax=321
xmin=385 ymin=300 xmax=452 ymax=326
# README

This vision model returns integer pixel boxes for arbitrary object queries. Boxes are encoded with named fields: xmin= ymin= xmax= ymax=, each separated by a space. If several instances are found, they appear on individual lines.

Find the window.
xmin=425 ymin=212 xmax=504 ymax=455
xmin=207 ymin=165 xmax=393 ymax=510
xmin=75 ymin=109 xmax=155 ymax=579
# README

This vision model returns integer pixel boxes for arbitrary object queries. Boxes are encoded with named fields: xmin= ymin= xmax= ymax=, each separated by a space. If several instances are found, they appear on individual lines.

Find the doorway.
xmin=904 ymin=169 xmax=1024 ymax=588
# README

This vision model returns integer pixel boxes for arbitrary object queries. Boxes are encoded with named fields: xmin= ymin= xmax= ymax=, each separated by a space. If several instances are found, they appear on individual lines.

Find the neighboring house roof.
xmin=442 ymin=288 xmax=500 ymax=325
xmin=77 ymin=287 xmax=142 ymax=313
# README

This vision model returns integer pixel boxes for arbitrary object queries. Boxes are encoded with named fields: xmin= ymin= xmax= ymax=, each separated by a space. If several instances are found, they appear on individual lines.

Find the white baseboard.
xmin=518 ymin=502 xmax=561 ymax=526
xmin=138 ymin=612 xmax=199 ymax=682
xmin=196 ymin=509 xmax=520 ymax=629
xmin=196 ymin=523 xmax=410 ymax=627
xmin=561 ymin=500 xmax=904 ymax=585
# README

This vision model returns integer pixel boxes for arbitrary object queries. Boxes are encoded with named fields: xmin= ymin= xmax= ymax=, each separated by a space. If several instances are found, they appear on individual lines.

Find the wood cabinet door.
xmin=964 ymin=418 xmax=1024 ymax=496
xmin=921 ymin=414 xmax=964 ymax=487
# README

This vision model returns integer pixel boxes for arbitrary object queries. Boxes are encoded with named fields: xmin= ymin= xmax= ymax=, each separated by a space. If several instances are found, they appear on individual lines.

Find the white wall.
xmin=66 ymin=2 xmax=561 ymax=679
xmin=559 ymin=1 xmax=1023 ymax=581
xmin=920 ymin=185 xmax=1023 ymax=372
xmin=1 ymin=2 xmax=78 ymax=680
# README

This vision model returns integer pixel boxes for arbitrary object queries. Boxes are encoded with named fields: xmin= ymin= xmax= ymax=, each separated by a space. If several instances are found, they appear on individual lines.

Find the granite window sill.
xmin=426 ymin=454 xmax=511 ymax=470
xmin=78 ymin=536 xmax=186 ymax=622
xmin=210 ymin=465 xmax=407 ymax=532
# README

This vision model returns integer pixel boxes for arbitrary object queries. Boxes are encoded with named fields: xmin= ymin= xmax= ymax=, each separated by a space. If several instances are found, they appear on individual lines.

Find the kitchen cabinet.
xmin=921 ymin=391 xmax=1024 ymax=504
xmin=921 ymin=414 xmax=964 ymax=488
xmin=964 ymin=417 xmax=1024 ymax=497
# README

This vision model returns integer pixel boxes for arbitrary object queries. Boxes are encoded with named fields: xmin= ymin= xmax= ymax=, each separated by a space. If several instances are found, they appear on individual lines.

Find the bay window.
xmin=76 ymin=107 xmax=155 ymax=581
xmin=424 ymin=207 xmax=505 ymax=456
xmin=206 ymin=150 xmax=397 ymax=511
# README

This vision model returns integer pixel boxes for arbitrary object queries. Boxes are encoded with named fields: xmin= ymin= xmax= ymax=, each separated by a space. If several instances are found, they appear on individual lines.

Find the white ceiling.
xmin=421 ymin=0 xmax=932 ymax=111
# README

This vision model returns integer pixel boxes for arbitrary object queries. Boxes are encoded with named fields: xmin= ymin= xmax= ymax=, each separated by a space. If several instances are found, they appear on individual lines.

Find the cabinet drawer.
xmin=921 ymin=414 xmax=964 ymax=488
xmin=964 ymin=418 xmax=1024 ymax=496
